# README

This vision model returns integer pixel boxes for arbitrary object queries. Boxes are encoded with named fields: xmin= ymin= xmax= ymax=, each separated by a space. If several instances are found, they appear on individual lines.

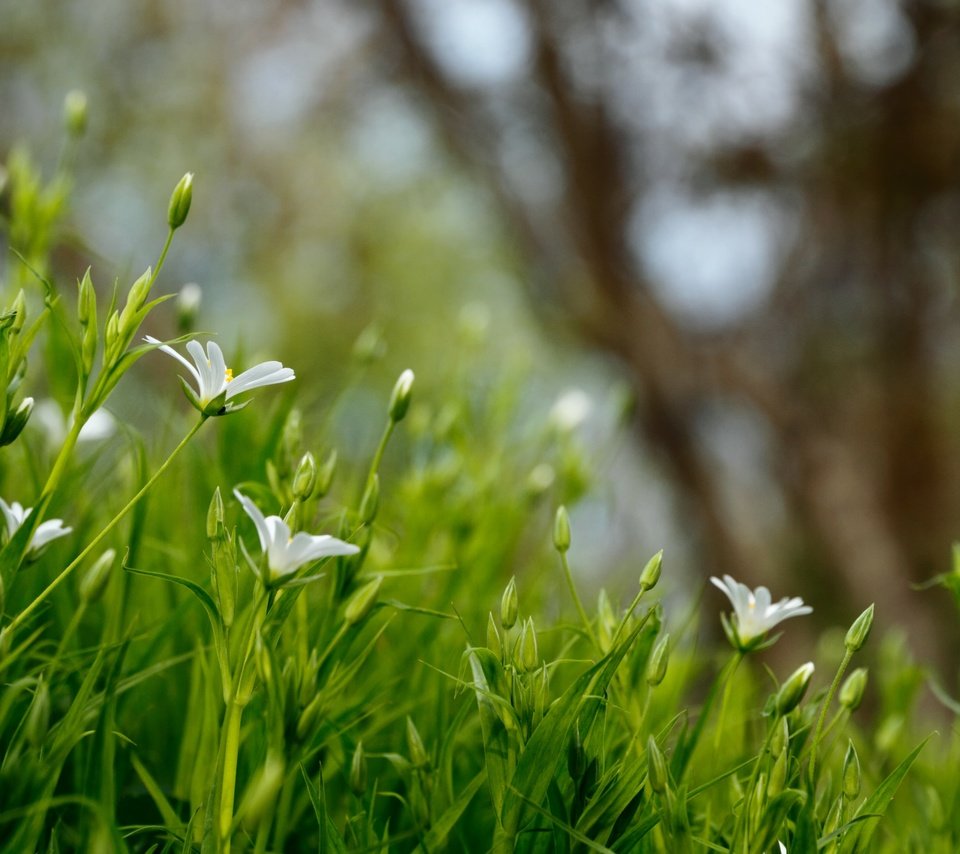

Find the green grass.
xmin=1 ymin=108 xmax=959 ymax=853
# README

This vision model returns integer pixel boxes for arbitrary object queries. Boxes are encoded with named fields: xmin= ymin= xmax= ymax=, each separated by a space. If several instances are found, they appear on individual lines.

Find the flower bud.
xmin=104 ymin=311 xmax=120 ymax=361
xmin=316 ymin=449 xmax=337 ymax=498
xmin=207 ymin=487 xmax=225 ymax=540
xmin=842 ymin=740 xmax=861 ymax=799
xmin=241 ymin=753 xmax=285 ymax=830
xmin=118 ymin=267 xmax=153 ymax=333
xmin=296 ymin=693 xmax=326 ymax=741
xmin=212 ymin=534 xmax=238 ymax=628
xmin=79 ymin=548 xmax=115 ymax=604
xmin=255 ymin=632 xmax=273 ymax=686
xmin=388 ymin=369 xmax=415 ymax=423
xmin=168 ymin=172 xmax=194 ymax=230
xmin=10 ymin=290 xmax=26 ymax=335
xmin=359 ymin=475 xmax=379 ymax=525
xmin=646 ymin=735 xmax=668 ymax=795
xmin=177 ymin=283 xmax=202 ymax=332
xmin=0 ymin=572 xmax=4 ymax=618
xmin=646 ymin=633 xmax=670 ymax=687
xmin=845 ymin=604 xmax=874 ymax=652
xmin=518 ymin=617 xmax=539 ymax=672
xmin=774 ymin=662 xmax=815 ymax=716
xmin=406 ymin=716 xmax=430 ymax=769
xmin=81 ymin=321 xmax=98 ymax=378
xmin=553 ymin=506 xmax=571 ymax=553
xmin=344 ymin=576 xmax=382 ymax=626
xmin=486 ymin=612 xmax=502 ymax=659
xmin=63 ymin=90 xmax=88 ymax=137
xmin=352 ymin=323 xmax=385 ymax=364
xmin=770 ymin=716 xmax=789 ymax=757
xmin=77 ymin=269 xmax=96 ymax=326
xmin=768 ymin=747 xmax=787 ymax=797
xmin=0 ymin=397 xmax=33 ymax=446
xmin=349 ymin=741 xmax=367 ymax=796
xmin=25 ymin=679 xmax=51 ymax=749
xmin=839 ymin=667 xmax=868 ymax=712
xmin=639 ymin=550 xmax=663 ymax=592
xmin=500 ymin=577 xmax=518 ymax=630
xmin=293 ymin=452 xmax=318 ymax=502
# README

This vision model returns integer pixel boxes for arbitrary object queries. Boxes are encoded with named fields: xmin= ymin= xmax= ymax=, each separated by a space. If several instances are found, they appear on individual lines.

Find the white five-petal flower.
xmin=710 ymin=574 xmax=812 ymax=645
xmin=145 ymin=336 xmax=295 ymax=415
xmin=234 ymin=490 xmax=359 ymax=585
xmin=0 ymin=498 xmax=72 ymax=554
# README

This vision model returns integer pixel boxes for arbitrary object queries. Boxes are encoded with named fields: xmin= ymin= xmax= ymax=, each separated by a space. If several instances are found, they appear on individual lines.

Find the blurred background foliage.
xmin=2 ymin=0 xmax=960 ymax=674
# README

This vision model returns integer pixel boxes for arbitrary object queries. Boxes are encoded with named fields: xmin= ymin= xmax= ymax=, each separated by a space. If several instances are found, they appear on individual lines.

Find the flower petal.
xmin=145 ymin=336 xmax=201 ymax=386
xmin=234 ymin=490 xmax=273 ymax=553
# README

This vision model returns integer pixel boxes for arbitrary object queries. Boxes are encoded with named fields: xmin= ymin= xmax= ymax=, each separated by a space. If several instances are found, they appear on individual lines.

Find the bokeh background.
xmin=3 ymin=0 xmax=960 ymax=671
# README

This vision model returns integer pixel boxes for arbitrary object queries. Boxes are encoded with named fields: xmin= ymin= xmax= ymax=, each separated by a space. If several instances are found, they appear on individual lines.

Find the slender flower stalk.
xmin=145 ymin=336 xmax=295 ymax=416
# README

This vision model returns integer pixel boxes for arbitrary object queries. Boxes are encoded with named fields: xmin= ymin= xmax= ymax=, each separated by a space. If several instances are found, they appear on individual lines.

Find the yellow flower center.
xmin=225 ymin=368 xmax=234 ymax=383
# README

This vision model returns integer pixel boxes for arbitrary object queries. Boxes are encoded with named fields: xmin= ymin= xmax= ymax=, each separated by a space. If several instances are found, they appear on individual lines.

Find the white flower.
xmin=549 ymin=388 xmax=593 ymax=432
xmin=710 ymin=574 xmax=812 ymax=647
xmin=234 ymin=489 xmax=359 ymax=585
xmin=0 ymin=498 xmax=72 ymax=554
xmin=145 ymin=336 xmax=295 ymax=415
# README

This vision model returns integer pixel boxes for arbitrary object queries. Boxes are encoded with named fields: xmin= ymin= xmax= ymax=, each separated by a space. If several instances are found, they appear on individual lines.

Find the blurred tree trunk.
xmin=376 ymin=0 xmax=960 ymax=670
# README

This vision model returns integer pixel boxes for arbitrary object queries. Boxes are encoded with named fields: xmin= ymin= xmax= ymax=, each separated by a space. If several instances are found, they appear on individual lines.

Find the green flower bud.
xmin=10 ymin=290 xmax=26 ymax=335
xmin=81 ymin=320 xmax=97 ymax=379
xmin=646 ymin=632 xmax=670 ymax=687
xmin=359 ymin=475 xmax=379 ymax=525
xmin=770 ymin=716 xmax=790 ymax=757
xmin=518 ymin=617 xmax=539 ymax=672
xmin=646 ymin=735 xmax=668 ymax=795
xmin=167 ymin=172 xmax=194 ymax=230
xmin=293 ymin=452 xmax=318 ymax=501
xmin=344 ymin=576 xmax=382 ymax=625
xmin=839 ymin=667 xmax=868 ymax=712
xmin=388 ymin=369 xmax=415 ymax=423
xmin=296 ymin=693 xmax=325 ymax=741
xmin=25 ymin=679 xmax=51 ymax=749
xmin=241 ymin=753 xmax=285 ymax=830
xmin=316 ymin=449 xmax=337 ymax=498
xmin=349 ymin=741 xmax=367 ymax=797
xmin=0 ymin=397 xmax=33 ymax=446
xmin=254 ymin=632 xmax=272 ymax=686
xmin=0 ymin=572 xmax=4 ymax=618
xmin=212 ymin=533 xmax=238 ymax=628
xmin=352 ymin=323 xmax=385 ymax=364
xmin=176 ymin=283 xmax=201 ymax=333
xmin=768 ymin=747 xmax=787 ymax=797
xmin=118 ymin=267 xmax=152 ymax=334
xmin=639 ymin=550 xmax=663 ymax=592
xmin=774 ymin=661 xmax=815 ymax=716
xmin=553 ymin=506 xmax=571 ymax=553
xmin=486 ymin=611 xmax=503 ymax=659
xmin=406 ymin=716 xmax=430 ymax=769
xmin=79 ymin=548 xmax=115 ymax=604
xmin=104 ymin=310 xmax=120 ymax=361
xmin=845 ymin=604 xmax=874 ymax=652
xmin=77 ymin=269 xmax=96 ymax=326
xmin=500 ymin=577 xmax=519 ymax=630
xmin=207 ymin=487 xmax=225 ymax=540
xmin=842 ymin=740 xmax=861 ymax=799
xmin=63 ymin=90 xmax=88 ymax=137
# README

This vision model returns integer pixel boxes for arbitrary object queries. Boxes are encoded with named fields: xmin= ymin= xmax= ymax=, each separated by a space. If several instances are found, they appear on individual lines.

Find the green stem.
xmin=152 ymin=228 xmax=175 ymax=284
xmin=218 ymin=590 xmax=267 ymax=853
xmin=7 ymin=418 xmax=206 ymax=635
xmin=713 ymin=652 xmax=745 ymax=751
xmin=559 ymin=551 xmax=598 ymax=651
xmin=366 ymin=419 xmax=395 ymax=487
xmin=809 ymin=648 xmax=853 ymax=784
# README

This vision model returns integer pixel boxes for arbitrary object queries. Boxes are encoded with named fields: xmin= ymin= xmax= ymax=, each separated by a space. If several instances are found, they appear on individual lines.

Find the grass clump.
xmin=1 ymin=105 xmax=959 ymax=853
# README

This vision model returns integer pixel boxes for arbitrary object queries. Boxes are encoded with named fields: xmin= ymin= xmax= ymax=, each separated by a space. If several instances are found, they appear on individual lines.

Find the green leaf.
xmin=300 ymin=763 xmax=347 ymax=854
xmin=412 ymin=770 xmax=486 ymax=853
xmin=836 ymin=736 xmax=930 ymax=853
